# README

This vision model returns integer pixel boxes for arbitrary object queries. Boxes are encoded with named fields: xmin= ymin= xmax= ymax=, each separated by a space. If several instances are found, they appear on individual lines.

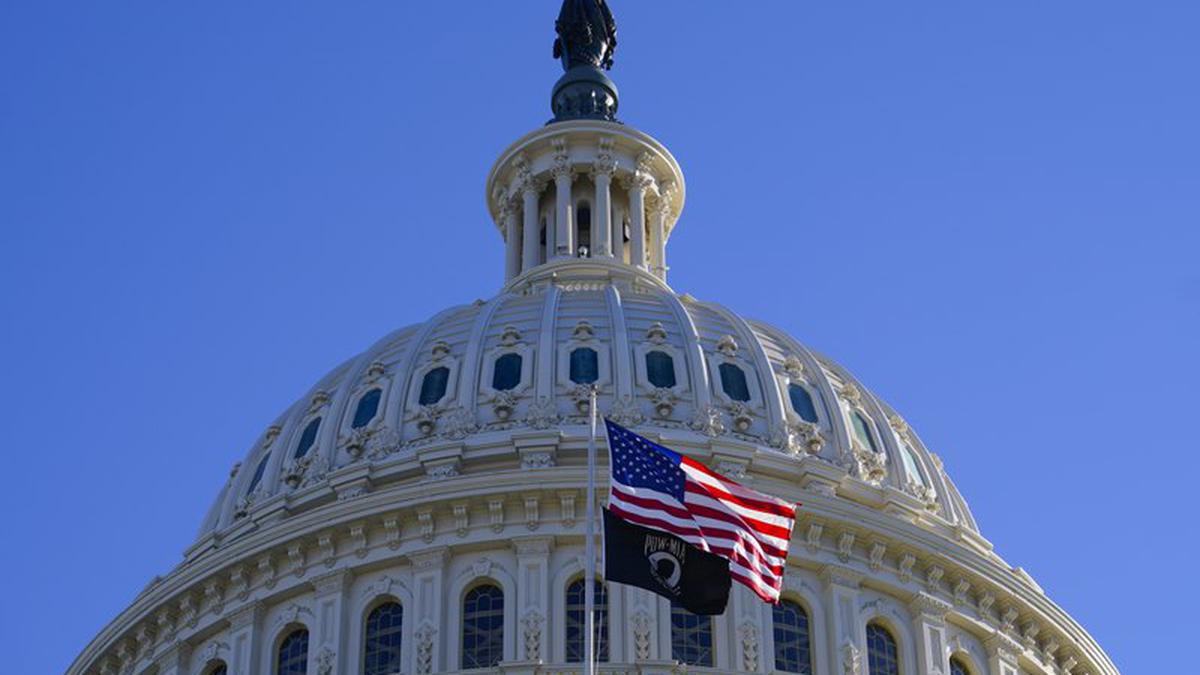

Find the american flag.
xmin=604 ymin=419 xmax=799 ymax=603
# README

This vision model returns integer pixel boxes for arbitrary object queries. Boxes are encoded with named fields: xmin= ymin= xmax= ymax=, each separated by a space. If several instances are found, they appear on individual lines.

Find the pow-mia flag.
xmin=603 ymin=508 xmax=731 ymax=615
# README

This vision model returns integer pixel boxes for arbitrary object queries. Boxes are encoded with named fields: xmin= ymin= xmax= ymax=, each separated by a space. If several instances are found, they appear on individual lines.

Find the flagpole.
xmin=584 ymin=385 xmax=598 ymax=675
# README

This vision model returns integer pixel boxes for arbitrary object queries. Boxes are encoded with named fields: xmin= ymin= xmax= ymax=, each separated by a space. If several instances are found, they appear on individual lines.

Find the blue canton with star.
xmin=605 ymin=419 xmax=686 ymax=503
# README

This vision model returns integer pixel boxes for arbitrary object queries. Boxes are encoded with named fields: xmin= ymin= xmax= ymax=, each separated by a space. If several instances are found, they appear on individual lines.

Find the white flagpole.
xmin=584 ymin=386 xmax=598 ymax=675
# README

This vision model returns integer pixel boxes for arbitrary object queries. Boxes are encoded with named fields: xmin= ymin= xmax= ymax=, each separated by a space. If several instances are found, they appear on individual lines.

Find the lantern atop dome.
xmin=486 ymin=1 xmax=684 ymax=288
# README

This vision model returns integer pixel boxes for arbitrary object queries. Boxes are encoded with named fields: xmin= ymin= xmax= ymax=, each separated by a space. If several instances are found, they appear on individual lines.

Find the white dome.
xmin=196 ymin=258 xmax=979 ymax=551
xmin=71 ymin=14 xmax=1116 ymax=675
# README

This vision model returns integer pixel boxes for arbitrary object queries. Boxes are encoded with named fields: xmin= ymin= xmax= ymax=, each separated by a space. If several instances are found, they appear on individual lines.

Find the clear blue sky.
xmin=2 ymin=2 xmax=1196 ymax=673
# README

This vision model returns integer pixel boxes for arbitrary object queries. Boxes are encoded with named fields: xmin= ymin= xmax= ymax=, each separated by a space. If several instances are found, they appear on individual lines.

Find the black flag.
xmin=603 ymin=508 xmax=731 ymax=615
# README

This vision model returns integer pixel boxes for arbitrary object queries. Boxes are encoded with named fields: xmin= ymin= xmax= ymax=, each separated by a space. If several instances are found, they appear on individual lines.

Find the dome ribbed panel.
xmin=197 ymin=283 xmax=983 ymax=540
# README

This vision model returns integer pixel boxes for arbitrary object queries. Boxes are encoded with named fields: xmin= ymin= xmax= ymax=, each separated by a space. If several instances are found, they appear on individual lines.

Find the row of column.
xmin=502 ymin=168 xmax=669 ymax=282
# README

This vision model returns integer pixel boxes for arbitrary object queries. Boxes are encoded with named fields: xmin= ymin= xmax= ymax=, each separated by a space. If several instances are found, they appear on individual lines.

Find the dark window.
xmin=565 ymin=578 xmax=609 ymax=663
xmin=352 ymin=389 xmax=382 ymax=429
xmin=276 ymin=628 xmax=309 ymax=675
xmin=419 ymin=366 xmax=450 ymax=406
xmin=294 ymin=417 xmax=321 ymax=459
xmin=364 ymin=602 xmax=403 ymax=675
xmin=773 ymin=601 xmax=813 ymax=674
xmin=462 ymin=584 xmax=504 ymax=669
xmin=206 ymin=664 xmax=228 ymax=675
xmin=492 ymin=353 xmax=523 ymax=391
xmin=866 ymin=624 xmax=900 ymax=675
xmin=852 ymin=411 xmax=879 ymax=453
xmin=788 ymin=384 xmax=819 ymax=424
xmin=570 ymin=348 xmax=599 ymax=384
xmin=577 ymin=203 xmax=592 ymax=257
xmin=950 ymin=657 xmax=971 ymax=675
xmin=246 ymin=454 xmax=270 ymax=494
xmin=645 ymin=351 xmax=677 ymax=388
xmin=719 ymin=362 xmax=751 ymax=402
xmin=670 ymin=601 xmax=713 ymax=667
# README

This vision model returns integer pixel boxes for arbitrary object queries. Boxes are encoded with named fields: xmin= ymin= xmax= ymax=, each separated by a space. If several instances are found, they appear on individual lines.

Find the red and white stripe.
xmin=609 ymin=455 xmax=799 ymax=603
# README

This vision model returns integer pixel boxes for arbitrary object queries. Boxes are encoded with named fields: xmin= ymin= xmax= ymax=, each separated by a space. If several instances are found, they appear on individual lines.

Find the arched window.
xmin=577 ymin=203 xmax=592 ymax=257
xmin=570 ymin=348 xmax=599 ymax=385
xmin=773 ymin=600 xmax=813 ymax=674
xmin=645 ymin=350 xmax=677 ymax=388
xmin=788 ymin=384 xmax=819 ymax=424
xmin=205 ymin=664 xmax=228 ymax=675
xmin=364 ymin=602 xmax=403 ymax=675
xmin=352 ymin=388 xmax=382 ymax=429
xmin=719 ymin=362 xmax=751 ymax=402
xmin=852 ymin=411 xmax=880 ymax=453
xmin=670 ymin=601 xmax=713 ymax=667
xmin=294 ymin=417 xmax=321 ymax=459
xmin=246 ymin=453 xmax=270 ymax=494
xmin=950 ymin=657 xmax=971 ymax=675
xmin=565 ymin=578 xmax=609 ymax=663
xmin=276 ymin=628 xmax=309 ymax=675
xmin=866 ymin=623 xmax=900 ymax=675
xmin=492 ymin=353 xmax=523 ymax=391
xmin=419 ymin=366 xmax=450 ymax=406
xmin=462 ymin=584 xmax=504 ymax=669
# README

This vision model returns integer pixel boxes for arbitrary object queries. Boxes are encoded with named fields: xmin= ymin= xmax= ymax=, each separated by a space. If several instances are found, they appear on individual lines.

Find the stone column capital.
xmin=410 ymin=546 xmax=451 ymax=571
xmin=909 ymin=592 xmax=953 ymax=624
xmin=310 ymin=568 xmax=354 ymax=597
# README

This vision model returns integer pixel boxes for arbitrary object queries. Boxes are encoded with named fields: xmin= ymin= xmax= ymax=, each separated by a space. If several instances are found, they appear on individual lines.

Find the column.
xmin=611 ymin=200 xmax=625 ymax=264
xmin=649 ymin=200 xmax=667 ymax=280
xmin=592 ymin=170 xmax=613 ymax=257
xmin=411 ymin=548 xmax=449 ymax=675
xmin=553 ymin=167 xmax=573 ymax=259
xmin=504 ymin=200 xmax=521 ymax=281
xmin=910 ymin=593 xmax=952 ymax=675
xmin=625 ymin=176 xmax=647 ymax=270
xmin=310 ymin=569 xmax=353 ymax=675
xmin=521 ymin=186 xmax=540 ymax=273
xmin=512 ymin=537 xmax=554 ymax=662
xmin=821 ymin=566 xmax=865 ymax=675
xmin=226 ymin=602 xmax=264 ymax=675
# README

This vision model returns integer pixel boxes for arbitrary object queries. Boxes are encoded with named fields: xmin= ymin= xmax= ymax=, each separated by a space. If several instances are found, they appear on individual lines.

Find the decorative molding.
xmin=488 ymin=499 xmax=505 ymax=533
xmin=868 ymin=541 xmax=887 ymax=572
xmin=415 ymin=621 xmax=436 ymax=675
xmin=842 ymin=640 xmax=862 ymax=675
xmin=524 ymin=495 xmax=540 ymax=530
xmin=631 ymin=609 xmax=653 ymax=661
xmin=898 ymin=553 xmax=917 ymax=583
xmin=417 ymin=508 xmax=435 ymax=543
xmin=272 ymin=603 xmax=313 ymax=631
xmin=521 ymin=608 xmax=545 ymax=661
xmin=559 ymin=491 xmax=577 ymax=528
xmin=349 ymin=522 xmax=368 ymax=558
xmin=453 ymin=503 xmax=470 ymax=538
xmin=383 ymin=515 xmax=401 ymax=550
xmin=738 ymin=620 xmax=760 ymax=671
xmin=837 ymin=531 xmax=856 ymax=562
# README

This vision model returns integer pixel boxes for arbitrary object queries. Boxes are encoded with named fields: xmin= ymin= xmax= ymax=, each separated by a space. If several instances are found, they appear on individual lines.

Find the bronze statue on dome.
xmin=553 ymin=0 xmax=618 ymax=71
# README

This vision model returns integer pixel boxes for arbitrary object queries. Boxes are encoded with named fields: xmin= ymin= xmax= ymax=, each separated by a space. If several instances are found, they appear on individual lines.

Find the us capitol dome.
xmin=71 ymin=4 xmax=1116 ymax=675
